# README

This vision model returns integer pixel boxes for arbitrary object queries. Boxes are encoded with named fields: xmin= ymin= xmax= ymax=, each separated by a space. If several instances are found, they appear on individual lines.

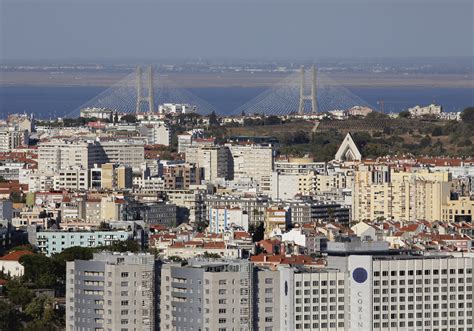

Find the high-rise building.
xmin=227 ymin=144 xmax=274 ymax=184
xmin=0 ymin=126 xmax=28 ymax=152
xmin=37 ymin=139 xmax=104 ymax=174
xmin=160 ymin=259 xmax=254 ymax=331
xmin=38 ymin=138 xmax=144 ymax=174
xmin=162 ymin=162 xmax=202 ymax=190
xmin=90 ymin=163 xmax=133 ymax=190
xmin=66 ymin=252 xmax=157 ymax=331
xmin=185 ymin=145 xmax=232 ymax=181
xmin=140 ymin=123 xmax=171 ymax=146
xmin=353 ymin=166 xmax=451 ymax=222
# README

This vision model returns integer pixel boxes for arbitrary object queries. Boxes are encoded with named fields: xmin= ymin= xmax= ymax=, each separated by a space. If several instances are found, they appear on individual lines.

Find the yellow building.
xmin=99 ymin=163 xmax=133 ymax=190
xmin=442 ymin=197 xmax=474 ymax=222
xmin=353 ymin=166 xmax=451 ymax=222
xmin=264 ymin=206 xmax=287 ymax=237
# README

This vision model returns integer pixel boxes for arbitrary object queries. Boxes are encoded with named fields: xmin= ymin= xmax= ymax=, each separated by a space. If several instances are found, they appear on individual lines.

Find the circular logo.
xmin=352 ymin=267 xmax=368 ymax=283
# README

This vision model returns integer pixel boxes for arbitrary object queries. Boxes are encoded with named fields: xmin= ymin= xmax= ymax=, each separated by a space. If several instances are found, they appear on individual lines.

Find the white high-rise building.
xmin=38 ymin=138 xmax=144 ymax=174
xmin=139 ymin=123 xmax=171 ymax=146
xmin=227 ymin=144 xmax=274 ymax=184
xmin=0 ymin=126 xmax=28 ymax=152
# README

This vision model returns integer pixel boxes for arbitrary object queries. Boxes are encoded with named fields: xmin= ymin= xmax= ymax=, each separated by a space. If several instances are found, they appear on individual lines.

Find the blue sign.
xmin=352 ymin=267 xmax=368 ymax=283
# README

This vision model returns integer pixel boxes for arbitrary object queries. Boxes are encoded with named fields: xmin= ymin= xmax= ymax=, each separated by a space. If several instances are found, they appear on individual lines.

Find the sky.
xmin=0 ymin=0 xmax=473 ymax=61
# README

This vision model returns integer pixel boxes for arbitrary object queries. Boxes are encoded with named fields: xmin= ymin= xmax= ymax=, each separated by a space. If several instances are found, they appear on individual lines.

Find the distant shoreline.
xmin=0 ymin=71 xmax=472 ymax=89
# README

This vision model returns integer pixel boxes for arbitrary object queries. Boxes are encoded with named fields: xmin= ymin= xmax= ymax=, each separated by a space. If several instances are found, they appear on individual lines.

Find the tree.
xmin=252 ymin=222 xmax=265 ymax=242
xmin=398 ymin=110 xmax=411 ymax=118
xmin=98 ymin=221 xmax=110 ymax=230
xmin=0 ymin=300 xmax=23 ymax=331
xmin=264 ymin=115 xmax=281 ymax=125
xmin=20 ymin=254 xmax=57 ymax=288
xmin=10 ymin=191 xmax=25 ymax=203
xmin=461 ymin=107 xmax=474 ymax=123
xmin=431 ymin=127 xmax=443 ymax=137
xmin=25 ymin=295 xmax=49 ymax=320
xmin=98 ymin=239 xmax=140 ymax=253
xmin=208 ymin=111 xmax=219 ymax=126
xmin=202 ymin=252 xmax=221 ymax=259
xmin=419 ymin=136 xmax=432 ymax=149
xmin=121 ymin=114 xmax=137 ymax=123
xmin=6 ymin=279 xmax=34 ymax=307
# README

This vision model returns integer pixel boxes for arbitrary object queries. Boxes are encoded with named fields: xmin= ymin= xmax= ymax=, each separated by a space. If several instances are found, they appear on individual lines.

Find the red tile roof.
xmin=0 ymin=250 xmax=33 ymax=261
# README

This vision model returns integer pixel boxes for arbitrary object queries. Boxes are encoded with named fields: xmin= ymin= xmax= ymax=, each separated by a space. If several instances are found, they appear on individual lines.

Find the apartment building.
xmin=207 ymin=206 xmax=249 ymax=233
xmin=353 ymin=166 xmax=451 ymax=222
xmin=163 ymin=163 xmax=202 ymax=189
xmin=90 ymin=163 xmax=133 ymax=190
xmin=54 ymin=168 xmax=89 ymax=191
xmin=204 ymin=195 xmax=270 ymax=227
xmin=120 ymin=201 xmax=177 ymax=227
xmin=66 ymin=252 xmax=157 ymax=331
xmin=0 ymin=126 xmax=28 ymax=152
xmin=29 ymin=227 xmax=142 ymax=256
xmin=38 ymin=139 xmax=104 ymax=174
xmin=264 ymin=206 xmax=288 ymax=236
xmin=99 ymin=139 xmax=145 ymax=172
xmin=140 ymin=123 xmax=171 ymax=146
xmin=185 ymin=145 xmax=232 ymax=181
xmin=442 ymin=196 xmax=474 ymax=223
xmin=274 ymin=157 xmax=326 ymax=175
xmin=160 ymin=259 xmax=254 ymax=331
xmin=167 ymin=190 xmax=205 ymax=226
xmin=227 ymin=144 xmax=274 ymax=184
xmin=38 ymin=138 xmax=144 ymax=174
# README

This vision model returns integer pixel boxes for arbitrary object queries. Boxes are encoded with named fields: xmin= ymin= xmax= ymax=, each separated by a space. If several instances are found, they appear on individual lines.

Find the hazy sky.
xmin=1 ymin=0 xmax=473 ymax=61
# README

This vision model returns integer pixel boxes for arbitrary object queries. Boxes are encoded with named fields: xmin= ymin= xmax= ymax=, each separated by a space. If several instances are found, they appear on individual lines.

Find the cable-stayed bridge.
xmin=67 ymin=66 xmax=375 ymax=118
xmin=233 ymin=67 xmax=375 ymax=116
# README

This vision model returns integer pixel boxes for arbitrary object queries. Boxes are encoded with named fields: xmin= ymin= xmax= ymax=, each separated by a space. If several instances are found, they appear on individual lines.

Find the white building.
xmin=139 ymin=123 xmax=171 ymax=146
xmin=0 ymin=126 xmax=28 ymax=152
xmin=0 ymin=250 xmax=33 ymax=277
xmin=408 ymin=103 xmax=443 ymax=118
xmin=227 ymin=144 xmax=274 ymax=184
xmin=208 ymin=206 xmax=249 ymax=233
xmin=158 ymin=103 xmax=197 ymax=114
xmin=38 ymin=138 xmax=144 ymax=174
xmin=79 ymin=107 xmax=114 ymax=121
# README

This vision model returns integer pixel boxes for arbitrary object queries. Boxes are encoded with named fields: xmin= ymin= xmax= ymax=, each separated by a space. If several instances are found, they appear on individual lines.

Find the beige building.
xmin=54 ymin=168 xmax=89 ymax=191
xmin=227 ymin=144 xmax=274 ymax=184
xmin=264 ymin=206 xmax=288 ymax=237
xmin=38 ymin=139 xmax=103 ymax=174
xmin=38 ymin=138 xmax=144 ymax=174
xmin=100 ymin=196 xmax=123 ymax=221
xmin=442 ymin=196 xmax=474 ymax=222
xmin=185 ymin=145 xmax=231 ymax=181
xmin=353 ymin=166 xmax=451 ymax=222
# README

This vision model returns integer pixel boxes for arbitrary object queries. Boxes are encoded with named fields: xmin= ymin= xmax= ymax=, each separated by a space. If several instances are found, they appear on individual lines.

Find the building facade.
xmin=66 ymin=252 xmax=157 ymax=331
